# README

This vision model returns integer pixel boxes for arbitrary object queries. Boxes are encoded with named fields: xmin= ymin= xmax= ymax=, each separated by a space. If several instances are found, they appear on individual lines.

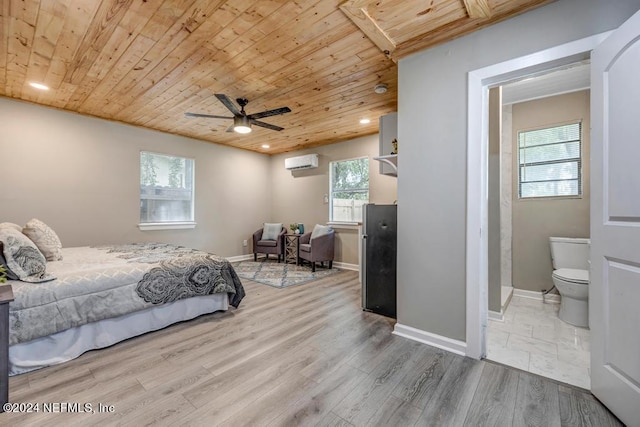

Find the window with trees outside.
xmin=330 ymin=157 xmax=369 ymax=222
xmin=140 ymin=151 xmax=195 ymax=227
xmin=518 ymin=122 xmax=582 ymax=199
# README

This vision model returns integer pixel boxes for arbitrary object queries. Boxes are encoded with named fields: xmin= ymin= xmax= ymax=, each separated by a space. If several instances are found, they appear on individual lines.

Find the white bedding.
xmin=9 ymin=293 xmax=228 ymax=375
xmin=8 ymin=244 xmax=243 ymax=345
xmin=6 ymin=243 xmax=245 ymax=375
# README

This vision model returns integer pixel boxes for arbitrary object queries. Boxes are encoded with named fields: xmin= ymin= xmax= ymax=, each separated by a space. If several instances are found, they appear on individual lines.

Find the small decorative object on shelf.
xmin=289 ymin=223 xmax=299 ymax=234
xmin=0 ymin=266 xmax=6 ymax=283
xmin=390 ymin=138 xmax=398 ymax=155
xmin=298 ymin=223 xmax=304 ymax=234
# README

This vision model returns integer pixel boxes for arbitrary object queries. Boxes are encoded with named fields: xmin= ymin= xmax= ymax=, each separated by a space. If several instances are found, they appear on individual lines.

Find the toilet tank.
xmin=549 ymin=237 xmax=590 ymax=270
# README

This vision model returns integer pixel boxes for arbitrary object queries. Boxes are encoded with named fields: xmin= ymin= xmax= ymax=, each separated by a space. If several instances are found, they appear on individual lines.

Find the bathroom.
xmin=485 ymin=62 xmax=592 ymax=389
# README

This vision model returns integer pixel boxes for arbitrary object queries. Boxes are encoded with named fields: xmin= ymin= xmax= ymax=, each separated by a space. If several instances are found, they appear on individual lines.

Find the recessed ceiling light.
xmin=262 ymin=144 xmax=270 ymax=149
xmin=29 ymin=82 xmax=49 ymax=90
xmin=360 ymin=118 xmax=371 ymax=124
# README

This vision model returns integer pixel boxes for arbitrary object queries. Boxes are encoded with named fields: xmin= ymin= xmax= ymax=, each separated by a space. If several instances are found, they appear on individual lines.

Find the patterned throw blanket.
xmin=103 ymin=243 xmax=245 ymax=308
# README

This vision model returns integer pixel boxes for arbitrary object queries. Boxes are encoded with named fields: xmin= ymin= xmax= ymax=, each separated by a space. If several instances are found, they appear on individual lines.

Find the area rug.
xmin=232 ymin=259 xmax=341 ymax=288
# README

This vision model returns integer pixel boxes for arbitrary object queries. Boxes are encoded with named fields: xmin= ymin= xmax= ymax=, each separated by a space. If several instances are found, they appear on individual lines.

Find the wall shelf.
xmin=374 ymin=154 xmax=397 ymax=175
xmin=379 ymin=113 xmax=398 ymax=175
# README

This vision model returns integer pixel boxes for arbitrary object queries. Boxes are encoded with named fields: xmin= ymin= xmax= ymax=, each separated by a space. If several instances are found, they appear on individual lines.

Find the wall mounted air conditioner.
xmin=284 ymin=153 xmax=318 ymax=170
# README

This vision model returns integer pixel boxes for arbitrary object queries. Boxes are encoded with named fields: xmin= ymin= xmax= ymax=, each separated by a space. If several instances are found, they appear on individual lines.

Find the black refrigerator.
xmin=362 ymin=203 xmax=397 ymax=318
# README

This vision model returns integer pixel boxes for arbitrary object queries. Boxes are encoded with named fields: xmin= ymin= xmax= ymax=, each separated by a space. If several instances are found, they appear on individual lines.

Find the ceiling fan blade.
xmin=247 ymin=106 xmax=291 ymax=120
xmin=251 ymin=119 xmax=285 ymax=132
xmin=215 ymin=94 xmax=241 ymax=116
xmin=185 ymin=112 xmax=232 ymax=119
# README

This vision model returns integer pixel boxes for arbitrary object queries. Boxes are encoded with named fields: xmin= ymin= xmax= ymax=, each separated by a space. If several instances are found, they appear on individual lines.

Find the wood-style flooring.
xmin=2 ymin=271 xmax=622 ymax=426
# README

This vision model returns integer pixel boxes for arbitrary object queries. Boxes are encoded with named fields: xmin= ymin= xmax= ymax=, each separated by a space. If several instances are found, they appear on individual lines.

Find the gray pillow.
xmin=0 ymin=228 xmax=55 ymax=283
xmin=0 ymin=243 xmax=19 ymax=280
xmin=311 ymin=224 xmax=333 ymax=240
xmin=261 ymin=223 xmax=283 ymax=240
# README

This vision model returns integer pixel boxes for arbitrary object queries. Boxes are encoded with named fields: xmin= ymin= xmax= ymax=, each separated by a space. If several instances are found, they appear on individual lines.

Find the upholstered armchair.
xmin=298 ymin=225 xmax=335 ymax=272
xmin=253 ymin=224 xmax=287 ymax=262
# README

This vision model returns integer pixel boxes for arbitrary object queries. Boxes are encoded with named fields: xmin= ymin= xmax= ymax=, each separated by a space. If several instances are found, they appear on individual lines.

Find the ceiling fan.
xmin=185 ymin=94 xmax=291 ymax=134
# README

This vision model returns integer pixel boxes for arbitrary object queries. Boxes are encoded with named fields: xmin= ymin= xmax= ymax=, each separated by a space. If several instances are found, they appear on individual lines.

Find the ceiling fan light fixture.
xmin=234 ymin=125 xmax=252 ymax=134
xmin=233 ymin=116 xmax=252 ymax=134
xmin=186 ymin=94 xmax=290 ymax=133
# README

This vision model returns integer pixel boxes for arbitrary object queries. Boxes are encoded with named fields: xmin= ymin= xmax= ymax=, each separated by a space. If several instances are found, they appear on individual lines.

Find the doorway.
xmin=466 ymin=13 xmax=640 ymax=425
xmin=464 ymin=33 xmax=611 ymax=361
xmin=484 ymin=68 xmax=592 ymax=388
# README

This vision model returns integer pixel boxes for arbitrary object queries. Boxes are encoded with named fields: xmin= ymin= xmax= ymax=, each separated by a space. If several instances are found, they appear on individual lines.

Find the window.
xmin=518 ymin=122 xmax=582 ymax=199
xmin=140 ymin=151 xmax=195 ymax=228
xmin=330 ymin=157 xmax=369 ymax=222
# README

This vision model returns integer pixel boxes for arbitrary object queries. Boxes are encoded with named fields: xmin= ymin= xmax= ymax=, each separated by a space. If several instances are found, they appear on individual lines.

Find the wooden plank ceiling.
xmin=1 ymin=0 xmax=554 ymax=154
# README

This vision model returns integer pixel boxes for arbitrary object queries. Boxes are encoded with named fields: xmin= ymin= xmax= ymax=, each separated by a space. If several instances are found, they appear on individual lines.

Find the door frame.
xmin=465 ymin=32 xmax=611 ymax=359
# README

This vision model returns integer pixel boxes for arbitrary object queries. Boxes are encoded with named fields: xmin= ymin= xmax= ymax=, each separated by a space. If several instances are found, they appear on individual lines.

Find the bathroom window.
xmin=518 ymin=122 xmax=582 ymax=199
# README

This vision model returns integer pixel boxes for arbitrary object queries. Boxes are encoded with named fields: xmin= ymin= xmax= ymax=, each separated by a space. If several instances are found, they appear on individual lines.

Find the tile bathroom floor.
xmin=486 ymin=295 xmax=591 ymax=389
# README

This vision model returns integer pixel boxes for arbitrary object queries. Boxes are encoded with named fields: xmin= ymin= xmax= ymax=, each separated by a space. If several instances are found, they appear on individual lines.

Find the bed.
xmin=2 ymin=239 xmax=245 ymax=376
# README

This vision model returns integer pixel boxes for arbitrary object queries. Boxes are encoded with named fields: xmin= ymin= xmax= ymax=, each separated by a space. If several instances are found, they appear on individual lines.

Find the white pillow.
xmin=22 ymin=218 xmax=63 ymax=261
xmin=311 ymin=224 xmax=333 ymax=240
xmin=261 ymin=223 xmax=283 ymax=241
xmin=0 ymin=222 xmax=23 ymax=232
xmin=0 ymin=227 xmax=55 ymax=283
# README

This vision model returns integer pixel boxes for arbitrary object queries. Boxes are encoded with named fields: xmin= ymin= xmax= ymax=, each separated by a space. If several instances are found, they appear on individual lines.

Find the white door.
xmin=590 ymin=10 xmax=640 ymax=427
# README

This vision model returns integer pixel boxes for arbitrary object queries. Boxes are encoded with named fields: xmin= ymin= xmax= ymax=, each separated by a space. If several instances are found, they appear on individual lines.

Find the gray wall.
xmin=270 ymin=135 xmax=397 ymax=265
xmin=512 ymin=90 xmax=591 ymax=293
xmin=1 ymin=97 xmax=396 ymax=265
xmin=0 ymin=97 xmax=271 ymax=257
xmin=397 ymin=0 xmax=640 ymax=342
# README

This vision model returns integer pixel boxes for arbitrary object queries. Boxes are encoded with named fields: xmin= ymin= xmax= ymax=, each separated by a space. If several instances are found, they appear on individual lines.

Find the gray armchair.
xmin=298 ymin=228 xmax=335 ymax=272
xmin=253 ymin=226 xmax=287 ymax=262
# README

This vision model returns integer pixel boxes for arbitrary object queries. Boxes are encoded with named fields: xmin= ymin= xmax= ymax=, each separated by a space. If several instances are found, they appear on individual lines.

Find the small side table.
xmin=284 ymin=234 xmax=302 ymax=265
xmin=0 ymin=285 xmax=14 ymax=412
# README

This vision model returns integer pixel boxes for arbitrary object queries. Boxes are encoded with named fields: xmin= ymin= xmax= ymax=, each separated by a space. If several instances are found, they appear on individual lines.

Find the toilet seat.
xmin=553 ymin=268 xmax=589 ymax=284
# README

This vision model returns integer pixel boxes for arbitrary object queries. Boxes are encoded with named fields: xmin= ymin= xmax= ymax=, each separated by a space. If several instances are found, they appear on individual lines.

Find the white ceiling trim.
xmin=501 ymin=61 xmax=591 ymax=105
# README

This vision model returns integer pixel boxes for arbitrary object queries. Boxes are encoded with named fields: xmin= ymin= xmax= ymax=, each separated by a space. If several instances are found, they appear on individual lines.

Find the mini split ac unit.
xmin=284 ymin=154 xmax=318 ymax=170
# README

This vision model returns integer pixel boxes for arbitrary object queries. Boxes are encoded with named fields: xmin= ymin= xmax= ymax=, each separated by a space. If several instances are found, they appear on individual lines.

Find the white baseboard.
xmin=393 ymin=323 xmax=467 ymax=356
xmin=513 ymin=288 xmax=560 ymax=303
xmin=488 ymin=310 xmax=504 ymax=321
xmin=333 ymin=261 xmax=358 ymax=271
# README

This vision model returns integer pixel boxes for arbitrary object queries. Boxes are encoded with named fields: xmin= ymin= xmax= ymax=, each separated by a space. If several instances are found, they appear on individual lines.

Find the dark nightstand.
xmin=0 ymin=285 xmax=14 ymax=412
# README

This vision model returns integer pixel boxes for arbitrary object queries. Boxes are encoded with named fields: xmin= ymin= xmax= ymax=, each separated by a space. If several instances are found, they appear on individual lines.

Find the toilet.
xmin=549 ymin=237 xmax=590 ymax=328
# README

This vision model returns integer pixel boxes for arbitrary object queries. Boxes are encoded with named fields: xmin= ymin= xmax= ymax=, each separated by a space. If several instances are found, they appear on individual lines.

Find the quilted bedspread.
xmin=8 ymin=243 xmax=245 ymax=345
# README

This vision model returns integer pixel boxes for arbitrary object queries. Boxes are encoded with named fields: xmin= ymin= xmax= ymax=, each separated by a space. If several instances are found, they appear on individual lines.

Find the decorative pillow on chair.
xmin=261 ymin=223 xmax=283 ymax=241
xmin=22 ymin=218 xmax=63 ymax=261
xmin=311 ymin=224 xmax=333 ymax=240
xmin=0 ymin=228 xmax=55 ymax=283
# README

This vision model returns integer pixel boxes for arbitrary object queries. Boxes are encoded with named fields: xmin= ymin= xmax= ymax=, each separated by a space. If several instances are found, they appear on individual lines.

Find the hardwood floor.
xmin=2 ymin=271 xmax=622 ymax=426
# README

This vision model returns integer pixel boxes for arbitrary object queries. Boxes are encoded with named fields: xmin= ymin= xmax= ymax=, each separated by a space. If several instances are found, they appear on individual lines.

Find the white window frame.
xmin=517 ymin=121 xmax=582 ymax=200
xmin=329 ymin=156 xmax=369 ymax=223
xmin=138 ymin=151 xmax=196 ymax=231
